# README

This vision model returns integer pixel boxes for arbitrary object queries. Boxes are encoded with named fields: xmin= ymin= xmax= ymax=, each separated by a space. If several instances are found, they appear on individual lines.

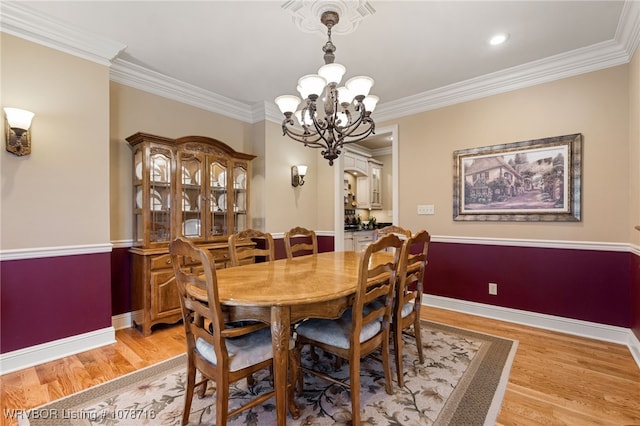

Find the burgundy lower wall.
xmin=111 ymin=247 xmax=132 ymax=316
xmin=0 ymin=252 xmax=112 ymax=354
xmin=631 ymin=252 xmax=640 ymax=340
xmin=3 ymin=237 xmax=635 ymax=355
xmin=425 ymin=242 xmax=632 ymax=327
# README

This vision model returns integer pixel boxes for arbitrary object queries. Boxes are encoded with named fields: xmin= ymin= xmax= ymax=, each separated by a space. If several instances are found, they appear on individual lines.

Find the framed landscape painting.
xmin=453 ymin=133 xmax=582 ymax=222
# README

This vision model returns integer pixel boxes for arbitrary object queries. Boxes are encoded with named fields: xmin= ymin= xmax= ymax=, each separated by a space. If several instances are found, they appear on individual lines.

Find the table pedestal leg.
xmin=271 ymin=306 xmax=299 ymax=425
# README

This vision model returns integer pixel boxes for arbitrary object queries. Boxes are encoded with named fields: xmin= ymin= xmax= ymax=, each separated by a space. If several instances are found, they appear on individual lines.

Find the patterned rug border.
xmin=23 ymin=320 xmax=518 ymax=426
xmin=426 ymin=321 xmax=519 ymax=426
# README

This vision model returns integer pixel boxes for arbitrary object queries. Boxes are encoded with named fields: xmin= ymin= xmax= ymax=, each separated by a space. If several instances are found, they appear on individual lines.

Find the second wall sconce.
xmin=4 ymin=107 xmax=35 ymax=156
xmin=291 ymin=164 xmax=308 ymax=187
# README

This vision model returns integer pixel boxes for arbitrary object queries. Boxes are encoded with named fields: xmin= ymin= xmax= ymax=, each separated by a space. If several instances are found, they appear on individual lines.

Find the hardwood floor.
xmin=1 ymin=307 xmax=639 ymax=426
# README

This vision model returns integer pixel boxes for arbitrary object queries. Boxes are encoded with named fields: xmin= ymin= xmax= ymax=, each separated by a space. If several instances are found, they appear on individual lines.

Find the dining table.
xmin=188 ymin=250 xmax=393 ymax=426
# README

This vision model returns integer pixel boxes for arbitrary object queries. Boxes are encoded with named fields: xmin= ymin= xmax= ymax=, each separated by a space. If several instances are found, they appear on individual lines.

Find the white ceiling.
xmin=3 ymin=0 xmax=639 ymax=130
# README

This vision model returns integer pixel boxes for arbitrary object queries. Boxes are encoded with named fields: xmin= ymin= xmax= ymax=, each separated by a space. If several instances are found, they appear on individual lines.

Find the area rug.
xmin=23 ymin=321 xmax=517 ymax=426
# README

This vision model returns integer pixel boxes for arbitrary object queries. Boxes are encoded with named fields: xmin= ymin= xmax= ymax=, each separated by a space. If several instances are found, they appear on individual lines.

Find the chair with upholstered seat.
xmin=169 ymin=237 xmax=289 ymax=425
xmin=284 ymin=226 xmax=318 ymax=258
xmin=228 ymin=229 xmax=275 ymax=266
xmin=393 ymin=229 xmax=431 ymax=387
xmin=294 ymin=233 xmax=403 ymax=425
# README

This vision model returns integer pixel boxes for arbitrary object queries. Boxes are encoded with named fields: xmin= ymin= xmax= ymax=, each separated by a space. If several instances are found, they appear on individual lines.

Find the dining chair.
xmin=393 ymin=229 xmax=431 ymax=387
xmin=169 ymin=237 xmax=286 ymax=425
xmin=294 ymin=233 xmax=404 ymax=425
xmin=284 ymin=226 xmax=318 ymax=258
xmin=228 ymin=228 xmax=275 ymax=266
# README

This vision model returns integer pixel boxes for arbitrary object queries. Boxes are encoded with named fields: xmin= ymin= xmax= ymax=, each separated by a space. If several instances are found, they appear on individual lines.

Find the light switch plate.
xmin=417 ymin=204 xmax=435 ymax=215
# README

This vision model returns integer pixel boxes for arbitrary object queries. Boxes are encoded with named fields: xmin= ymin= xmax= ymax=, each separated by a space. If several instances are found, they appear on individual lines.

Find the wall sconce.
xmin=4 ymin=107 xmax=35 ymax=156
xmin=291 ymin=164 xmax=308 ymax=187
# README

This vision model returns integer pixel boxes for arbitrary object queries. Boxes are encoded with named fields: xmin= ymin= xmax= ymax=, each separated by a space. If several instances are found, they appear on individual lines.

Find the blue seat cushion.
xmin=195 ymin=327 xmax=273 ymax=372
xmin=296 ymin=308 xmax=382 ymax=350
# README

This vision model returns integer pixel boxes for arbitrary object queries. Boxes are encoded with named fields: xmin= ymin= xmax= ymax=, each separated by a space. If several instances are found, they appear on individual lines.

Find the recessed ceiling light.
xmin=489 ymin=33 xmax=509 ymax=46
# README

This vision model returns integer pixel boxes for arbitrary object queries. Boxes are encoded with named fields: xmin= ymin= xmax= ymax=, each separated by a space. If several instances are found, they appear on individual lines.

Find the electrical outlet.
xmin=488 ymin=282 xmax=498 ymax=295
xmin=417 ymin=204 xmax=435 ymax=215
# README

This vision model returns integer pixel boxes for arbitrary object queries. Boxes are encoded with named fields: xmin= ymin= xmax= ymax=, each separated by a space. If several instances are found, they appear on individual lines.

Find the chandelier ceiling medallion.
xmin=275 ymin=9 xmax=378 ymax=166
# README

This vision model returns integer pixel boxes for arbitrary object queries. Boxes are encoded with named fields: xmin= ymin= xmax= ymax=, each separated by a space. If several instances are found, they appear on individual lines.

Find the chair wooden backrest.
xmin=397 ymin=229 xmax=430 ymax=301
xmin=228 ymin=229 xmax=275 ymax=266
xmin=169 ymin=237 xmax=276 ymax=425
xmin=293 ymin=232 xmax=404 ymax=425
xmin=354 ymin=233 xmax=404 ymax=340
xmin=284 ymin=226 xmax=318 ymax=259
xmin=393 ymin=229 xmax=431 ymax=386
xmin=373 ymin=225 xmax=412 ymax=240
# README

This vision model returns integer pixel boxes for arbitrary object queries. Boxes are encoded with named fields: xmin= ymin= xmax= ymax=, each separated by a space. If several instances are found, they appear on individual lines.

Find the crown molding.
xmin=110 ymin=59 xmax=253 ymax=122
xmin=3 ymin=1 xmax=638 ymax=125
xmin=0 ymin=1 xmax=125 ymax=66
xmin=617 ymin=0 xmax=640 ymax=58
xmin=374 ymin=39 xmax=631 ymax=122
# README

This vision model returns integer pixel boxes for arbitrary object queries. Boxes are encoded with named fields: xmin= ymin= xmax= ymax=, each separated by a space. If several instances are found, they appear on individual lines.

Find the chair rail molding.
xmin=0 ymin=243 xmax=113 ymax=261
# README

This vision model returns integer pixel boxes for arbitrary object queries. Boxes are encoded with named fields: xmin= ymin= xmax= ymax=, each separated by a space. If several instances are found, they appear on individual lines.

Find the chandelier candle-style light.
xmin=275 ymin=10 xmax=378 ymax=166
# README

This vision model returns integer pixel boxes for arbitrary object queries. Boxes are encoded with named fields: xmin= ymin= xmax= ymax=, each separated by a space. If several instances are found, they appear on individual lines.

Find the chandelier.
xmin=275 ymin=10 xmax=378 ymax=166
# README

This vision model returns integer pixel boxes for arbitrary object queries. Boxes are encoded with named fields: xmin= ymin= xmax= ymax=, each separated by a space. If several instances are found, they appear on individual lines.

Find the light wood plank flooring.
xmin=1 ymin=307 xmax=639 ymax=426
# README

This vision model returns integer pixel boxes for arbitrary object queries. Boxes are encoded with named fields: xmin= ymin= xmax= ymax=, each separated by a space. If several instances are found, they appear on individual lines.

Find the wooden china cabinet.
xmin=126 ymin=132 xmax=255 ymax=335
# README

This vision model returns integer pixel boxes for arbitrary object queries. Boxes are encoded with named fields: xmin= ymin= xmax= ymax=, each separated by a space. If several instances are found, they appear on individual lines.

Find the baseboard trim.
xmin=629 ymin=329 xmax=640 ymax=368
xmin=112 ymin=312 xmax=133 ymax=330
xmin=423 ymin=295 xmax=640 ymax=369
xmin=0 ymin=327 xmax=115 ymax=375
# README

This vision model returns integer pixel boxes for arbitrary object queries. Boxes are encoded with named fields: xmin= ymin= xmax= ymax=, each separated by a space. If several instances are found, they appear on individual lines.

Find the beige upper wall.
xmin=263 ymin=120 xmax=323 ymax=233
xmin=1 ymin=34 xmax=110 ymax=250
xmin=630 ymin=52 xmax=640 ymax=245
xmin=3 ymin=33 xmax=635 ymax=248
xmin=381 ymin=65 xmax=630 ymax=243
xmin=109 ymin=82 xmax=253 ymax=241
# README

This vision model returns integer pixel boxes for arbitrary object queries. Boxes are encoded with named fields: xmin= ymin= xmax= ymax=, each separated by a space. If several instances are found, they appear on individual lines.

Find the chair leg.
xmin=247 ymin=373 xmax=256 ymax=389
xmin=414 ymin=318 xmax=424 ymax=364
xmin=349 ymin=356 xmax=361 ymax=426
xmin=295 ymin=343 xmax=304 ymax=395
xmin=182 ymin=365 xmax=196 ymax=426
xmin=394 ymin=326 xmax=405 ymax=387
xmin=196 ymin=378 xmax=208 ymax=398
xmin=216 ymin=376 xmax=229 ymax=426
xmin=381 ymin=331 xmax=394 ymax=395
xmin=310 ymin=344 xmax=319 ymax=362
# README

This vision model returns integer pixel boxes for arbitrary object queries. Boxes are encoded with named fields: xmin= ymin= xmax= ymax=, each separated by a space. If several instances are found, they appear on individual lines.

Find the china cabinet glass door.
xmin=232 ymin=163 xmax=249 ymax=233
xmin=178 ymin=152 xmax=203 ymax=239
xmin=208 ymin=158 xmax=228 ymax=237
xmin=133 ymin=146 xmax=172 ymax=246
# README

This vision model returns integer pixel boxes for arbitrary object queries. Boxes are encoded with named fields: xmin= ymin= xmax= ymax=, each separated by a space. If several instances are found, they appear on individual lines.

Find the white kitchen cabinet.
xmin=344 ymin=231 xmax=355 ymax=251
xmin=354 ymin=230 xmax=374 ymax=251
xmin=356 ymin=159 xmax=383 ymax=210
xmin=344 ymin=151 xmax=369 ymax=176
